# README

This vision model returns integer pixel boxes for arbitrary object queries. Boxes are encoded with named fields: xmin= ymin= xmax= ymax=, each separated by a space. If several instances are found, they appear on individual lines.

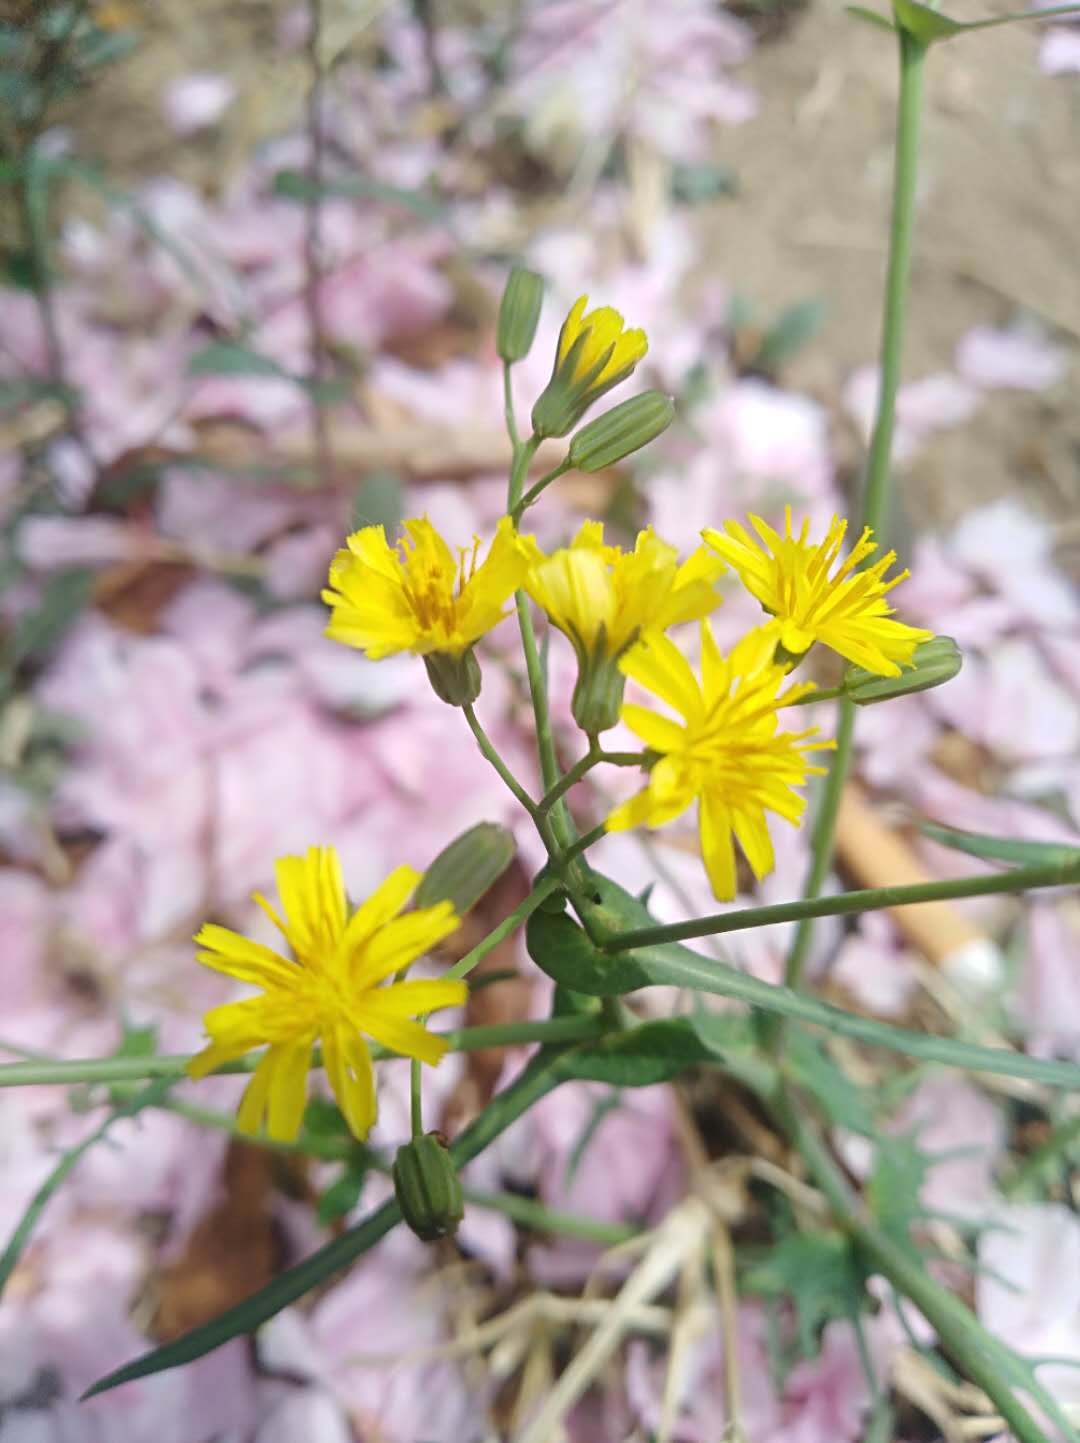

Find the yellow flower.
xmin=531 ymin=296 xmax=648 ymax=438
xmin=323 ymin=515 xmax=539 ymax=704
xmin=606 ymin=624 xmax=832 ymax=900
xmin=187 ymin=847 xmax=466 ymax=1142
xmin=702 ymin=508 xmax=933 ymax=677
xmin=525 ymin=522 xmax=724 ymax=733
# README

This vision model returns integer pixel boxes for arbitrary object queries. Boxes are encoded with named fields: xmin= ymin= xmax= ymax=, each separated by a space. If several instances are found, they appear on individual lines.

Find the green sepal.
xmin=392 ymin=1133 xmax=465 ymax=1242
xmin=422 ymin=647 xmax=482 ymax=706
xmin=496 ymin=266 xmax=545 ymax=363
xmin=414 ymin=821 xmax=516 ymax=916
xmin=567 ymin=391 xmax=674 ymax=473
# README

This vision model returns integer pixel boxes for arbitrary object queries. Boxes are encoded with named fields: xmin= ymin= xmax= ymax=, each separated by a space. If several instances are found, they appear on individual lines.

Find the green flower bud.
xmin=844 ymin=635 xmax=962 ymax=705
xmin=393 ymin=1132 xmax=464 ymax=1242
xmin=423 ymin=647 xmax=482 ymax=707
xmin=570 ymin=634 xmax=628 ymax=735
xmin=568 ymin=391 xmax=674 ymax=472
xmin=413 ymin=821 xmax=516 ymax=916
xmin=496 ymin=267 xmax=544 ymax=364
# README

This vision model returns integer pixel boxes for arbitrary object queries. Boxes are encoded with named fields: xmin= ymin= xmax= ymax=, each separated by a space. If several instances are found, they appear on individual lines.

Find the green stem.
xmin=462 ymin=702 xmax=540 ymax=818
xmin=781 ymin=699 xmax=856 ymax=991
xmin=442 ymin=873 xmax=561 ymax=982
xmin=512 ymin=458 xmax=573 ymax=524
xmin=410 ymin=1058 xmax=423 ymax=1138
xmin=84 ymin=1043 xmax=584 ymax=1398
xmin=0 ymin=1013 xmax=606 ymax=1090
xmin=507 ymin=434 xmax=539 ymax=513
xmin=538 ymin=748 xmax=645 ymax=815
xmin=514 ymin=592 xmax=562 ymax=799
xmin=777 ymin=29 xmax=927 ymax=1007
xmin=863 ymin=28 xmax=926 ymax=540
xmin=602 ymin=854 xmax=1080 ymax=953
xmin=503 ymin=360 xmax=520 ymax=449
xmin=562 ymin=822 xmax=608 ymax=864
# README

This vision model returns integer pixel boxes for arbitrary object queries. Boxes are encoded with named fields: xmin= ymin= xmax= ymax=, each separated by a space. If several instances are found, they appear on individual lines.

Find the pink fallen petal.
xmin=17 ymin=516 xmax=151 ymax=570
xmin=956 ymin=324 xmax=1069 ymax=391
xmin=1041 ymin=26 xmax=1080 ymax=73
xmin=1016 ymin=901 xmax=1080 ymax=1059
xmin=162 ymin=73 xmax=236 ymax=135
xmin=978 ymin=1203 xmax=1080 ymax=1408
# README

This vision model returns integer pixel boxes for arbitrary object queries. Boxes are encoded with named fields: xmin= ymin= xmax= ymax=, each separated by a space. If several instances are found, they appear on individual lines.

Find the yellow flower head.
xmin=606 ymin=624 xmax=832 ymax=901
xmin=527 ymin=521 xmax=723 ymax=661
xmin=526 ymin=523 xmax=724 ymax=733
xmin=702 ymin=508 xmax=933 ymax=677
xmin=532 ymin=296 xmax=648 ymax=438
xmin=323 ymin=515 xmax=538 ymax=662
xmin=187 ymin=847 xmax=465 ymax=1142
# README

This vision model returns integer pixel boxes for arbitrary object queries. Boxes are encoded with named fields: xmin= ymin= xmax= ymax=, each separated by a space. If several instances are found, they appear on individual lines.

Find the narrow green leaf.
xmin=892 ymin=0 xmax=963 ymax=42
xmin=350 ymin=470 xmax=404 ymax=533
xmin=919 ymin=819 xmax=1080 ymax=871
xmin=752 ymin=298 xmax=827 ymax=375
xmin=271 ymin=169 xmax=445 ymax=224
xmin=84 ymin=1044 xmax=575 ymax=1396
xmin=670 ymin=162 xmax=737 ymax=204
xmin=188 ymin=341 xmax=285 ymax=380
xmin=317 ymin=1159 xmax=369 ymax=1225
xmin=846 ymin=3 xmax=897 ymax=28
xmin=5 ymin=569 xmax=94 ymax=669
xmin=563 ymin=1013 xmax=777 ymax=1095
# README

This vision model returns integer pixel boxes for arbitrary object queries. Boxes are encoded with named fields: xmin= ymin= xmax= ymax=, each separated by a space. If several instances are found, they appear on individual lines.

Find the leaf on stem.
xmin=742 ymin=1230 xmax=867 ymax=1358
xmin=918 ymin=819 xmax=1080 ymax=871
xmin=534 ymin=870 xmax=1080 ymax=1092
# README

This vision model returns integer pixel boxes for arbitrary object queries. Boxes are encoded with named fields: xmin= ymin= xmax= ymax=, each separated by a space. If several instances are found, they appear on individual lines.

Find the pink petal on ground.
xmin=1041 ymin=26 xmax=1080 ymax=73
xmin=162 ymin=73 xmax=236 ymax=135
xmin=978 ymin=1204 xmax=1080 ymax=1408
xmin=955 ymin=324 xmax=1069 ymax=391
xmin=1016 ymin=901 xmax=1080 ymax=1060
xmin=258 ymin=1391 xmax=353 ymax=1443
xmin=891 ymin=1073 xmax=1004 ymax=1221
xmin=16 ymin=516 xmax=151 ymax=570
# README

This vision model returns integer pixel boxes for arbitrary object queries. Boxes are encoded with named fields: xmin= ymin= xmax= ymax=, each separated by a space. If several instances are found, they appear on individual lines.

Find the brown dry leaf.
xmin=151 ymin=1142 xmax=280 ymax=1342
xmin=93 ymin=558 xmax=195 ymax=634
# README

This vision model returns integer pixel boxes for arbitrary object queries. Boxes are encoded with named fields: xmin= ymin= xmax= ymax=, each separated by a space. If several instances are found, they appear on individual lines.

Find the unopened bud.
xmin=844 ymin=635 xmax=962 ymax=705
xmin=570 ymin=636 xmax=627 ymax=735
xmin=414 ymin=822 xmax=515 ymax=916
xmin=423 ymin=647 xmax=482 ymax=707
xmin=496 ymin=267 xmax=544 ymax=364
xmin=568 ymin=391 xmax=675 ymax=473
xmin=393 ymin=1133 xmax=464 ymax=1242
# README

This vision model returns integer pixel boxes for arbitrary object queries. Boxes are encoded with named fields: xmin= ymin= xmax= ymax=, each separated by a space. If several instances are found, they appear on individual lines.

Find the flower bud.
xmin=496 ymin=267 xmax=544 ymax=364
xmin=393 ymin=1132 xmax=464 ymax=1242
xmin=570 ymin=635 xmax=628 ymax=735
xmin=568 ymin=391 xmax=674 ymax=473
xmin=413 ymin=821 xmax=516 ymax=916
xmin=423 ymin=647 xmax=482 ymax=707
xmin=844 ymin=635 xmax=962 ymax=705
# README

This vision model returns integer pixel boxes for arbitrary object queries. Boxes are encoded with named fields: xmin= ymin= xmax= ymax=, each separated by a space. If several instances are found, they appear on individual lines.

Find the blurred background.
xmin=1 ymin=2 xmax=1078 ymax=1440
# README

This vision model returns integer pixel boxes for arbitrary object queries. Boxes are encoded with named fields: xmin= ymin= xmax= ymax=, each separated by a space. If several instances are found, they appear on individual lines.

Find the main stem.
xmin=778 ymin=28 xmax=927 ymax=1005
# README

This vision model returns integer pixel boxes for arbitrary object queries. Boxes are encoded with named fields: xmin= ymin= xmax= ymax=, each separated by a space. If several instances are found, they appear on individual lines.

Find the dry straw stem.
xmin=516 ymin=1197 xmax=715 ymax=1443
xmin=835 ymin=781 xmax=990 ymax=968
